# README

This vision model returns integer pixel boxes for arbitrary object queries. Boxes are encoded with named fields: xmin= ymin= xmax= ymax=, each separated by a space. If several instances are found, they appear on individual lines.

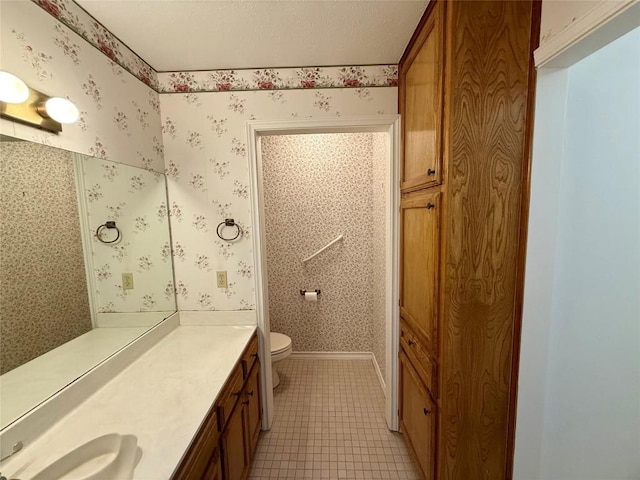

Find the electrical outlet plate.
xmin=122 ymin=273 xmax=134 ymax=290
xmin=216 ymin=271 xmax=228 ymax=288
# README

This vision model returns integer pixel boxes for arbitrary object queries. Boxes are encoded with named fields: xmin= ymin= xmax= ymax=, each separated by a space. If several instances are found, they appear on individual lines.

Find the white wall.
xmin=515 ymin=26 xmax=640 ymax=479
xmin=514 ymin=66 xmax=570 ymax=478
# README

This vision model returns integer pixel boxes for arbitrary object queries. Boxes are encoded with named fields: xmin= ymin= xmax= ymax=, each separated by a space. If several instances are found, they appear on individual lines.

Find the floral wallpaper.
xmin=0 ymin=141 xmax=92 ymax=374
xmin=79 ymin=156 xmax=176 ymax=314
xmin=30 ymin=0 xmax=157 ymax=88
xmin=160 ymin=86 xmax=397 ymax=311
xmin=3 ymin=0 xmax=401 ymax=321
xmin=371 ymin=134 xmax=388 ymax=377
xmin=0 ymin=0 xmax=164 ymax=172
xmin=261 ymin=133 xmax=387 ymax=353
xmin=157 ymin=65 xmax=398 ymax=93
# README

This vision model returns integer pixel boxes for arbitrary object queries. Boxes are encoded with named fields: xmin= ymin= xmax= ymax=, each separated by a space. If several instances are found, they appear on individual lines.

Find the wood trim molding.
xmin=535 ymin=0 xmax=639 ymax=67
xmin=505 ymin=1 xmax=542 ymax=478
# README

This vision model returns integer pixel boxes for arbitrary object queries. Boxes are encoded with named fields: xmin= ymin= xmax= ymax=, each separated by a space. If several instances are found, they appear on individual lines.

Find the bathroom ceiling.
xmin=75 ymin=0 xmax=429 ymax=71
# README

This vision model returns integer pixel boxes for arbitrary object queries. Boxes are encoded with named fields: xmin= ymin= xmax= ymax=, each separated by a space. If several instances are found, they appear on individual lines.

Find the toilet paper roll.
xmin=304 ymin=291 xmax=318 ymax=302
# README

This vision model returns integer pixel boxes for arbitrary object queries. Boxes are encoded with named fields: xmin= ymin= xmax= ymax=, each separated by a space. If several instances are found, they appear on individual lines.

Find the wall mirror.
xmin=0 ymin=135 xmax=176 ymax=430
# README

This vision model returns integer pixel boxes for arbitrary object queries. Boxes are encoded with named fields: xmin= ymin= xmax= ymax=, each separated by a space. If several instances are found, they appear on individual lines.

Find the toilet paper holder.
xmin=300 ymin=289 xmax=321 ymax=296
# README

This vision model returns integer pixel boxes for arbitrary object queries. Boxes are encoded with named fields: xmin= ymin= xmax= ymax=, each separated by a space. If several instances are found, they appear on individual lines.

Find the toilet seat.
xmin=270 ymin=332 xmax=292 ymax=355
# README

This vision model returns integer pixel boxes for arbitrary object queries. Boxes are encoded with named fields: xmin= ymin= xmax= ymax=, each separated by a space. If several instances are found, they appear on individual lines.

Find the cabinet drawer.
xmin=216 ymin=364 xmax=243 ymax=431
xmin=399 ymin=351 xmax=436 ymax=480
xmin=401 ymin=320 xmax=437 ymax=398
xmin=241 ymin=334 xmax=259 ymax=379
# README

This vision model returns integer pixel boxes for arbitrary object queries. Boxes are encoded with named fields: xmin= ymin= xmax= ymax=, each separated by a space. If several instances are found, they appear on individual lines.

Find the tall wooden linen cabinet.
xmin=398 ymin=1 xmax=541 ymax=479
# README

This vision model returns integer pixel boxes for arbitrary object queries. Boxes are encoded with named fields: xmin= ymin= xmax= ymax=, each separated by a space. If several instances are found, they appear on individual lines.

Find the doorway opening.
xmin=246 ymin=116 xmax=401 ymax=431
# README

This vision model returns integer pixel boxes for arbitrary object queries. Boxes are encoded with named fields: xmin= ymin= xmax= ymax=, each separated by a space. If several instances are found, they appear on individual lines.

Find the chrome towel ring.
xmin=96 ymin=221 xmax=121 ymax=244
xmin=216 ymin=218 xmax=242 ymax=242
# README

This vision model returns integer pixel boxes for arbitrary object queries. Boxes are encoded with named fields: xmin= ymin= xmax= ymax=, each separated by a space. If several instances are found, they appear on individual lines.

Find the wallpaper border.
xmin=30 ymin=0 xmax=399 ymax=93
xmin=156 ymin=65 xmax=399 ymax=93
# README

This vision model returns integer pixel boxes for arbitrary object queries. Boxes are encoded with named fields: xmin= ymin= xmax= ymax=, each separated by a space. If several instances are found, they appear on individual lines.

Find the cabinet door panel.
xmin=400 ymin=352 xmax=436 ymax=480
xmin=400 ymin=190 xmax=441 ymax=351
xmin=222 ymin=404 xmax=248 ymax=480
xmin=401 ymin=1 xmax=444 ymax=191
xmin=203 ymin=448 xmax=223 ymax=480
xmin=245 ymin=363 xmax=262 ymax=459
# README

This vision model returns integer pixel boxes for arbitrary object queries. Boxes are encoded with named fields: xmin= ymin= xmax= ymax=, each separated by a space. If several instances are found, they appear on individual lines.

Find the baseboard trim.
xmin=290 ymin=351 xmax=387 ymax=394
xmin=371 ymin=354 xmax=386 ymax=395
xmin=290 ymin=351 xmax=372 ymax=360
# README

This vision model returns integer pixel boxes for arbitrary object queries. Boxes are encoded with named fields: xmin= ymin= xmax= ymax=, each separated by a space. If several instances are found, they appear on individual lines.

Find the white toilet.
xmin=270 ymin=332 xmax=292 ymax=388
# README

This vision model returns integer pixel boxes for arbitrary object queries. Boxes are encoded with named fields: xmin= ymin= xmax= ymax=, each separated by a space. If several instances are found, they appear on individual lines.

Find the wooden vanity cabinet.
xmin=220 ymin=361 xmax=262 ymax=480
xmin=172 ymin=332 xmax=261 ymax=480
xmin=398 ymin=0 xmax=540 ymax=478
xmin=203 ymin=448 xmax=223 ymax=480
xmin=221 ymin=398 xmax=249 ymax=480
xmin=244 ymin=363 xmax=262 ymax=459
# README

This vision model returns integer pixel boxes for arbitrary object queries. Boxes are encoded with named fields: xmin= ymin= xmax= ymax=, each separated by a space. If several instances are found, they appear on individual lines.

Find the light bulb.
xmin=0 ymin=71 xmax=29 ymax=104
xmin=44 ymin=97 xmax=79 ymax=124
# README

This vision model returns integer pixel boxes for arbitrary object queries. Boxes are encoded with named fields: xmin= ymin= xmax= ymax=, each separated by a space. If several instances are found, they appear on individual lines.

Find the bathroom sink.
xmin=29 ymin=433 xmax=141 ymax=480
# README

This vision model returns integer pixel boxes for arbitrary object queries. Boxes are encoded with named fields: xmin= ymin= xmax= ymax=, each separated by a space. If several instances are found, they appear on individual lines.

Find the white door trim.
xmin=72 ymin=153 xmax=98 ymax=328
xmin=246 ymin=116 xmax=401 ymax=431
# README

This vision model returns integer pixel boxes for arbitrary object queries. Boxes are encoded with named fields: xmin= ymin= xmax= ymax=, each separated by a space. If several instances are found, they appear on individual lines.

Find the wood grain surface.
xmin=438 ymin=1 xmax=535 ymax=478
xmin=401 ymin=1 xmax=445 ymax=192
xmin=400 ymin=189 xmax=442 ymax=354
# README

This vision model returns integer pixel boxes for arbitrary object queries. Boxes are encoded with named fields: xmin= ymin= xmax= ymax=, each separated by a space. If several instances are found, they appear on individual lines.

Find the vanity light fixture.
xmin=0 ymin=71 xmax=79 ymax=133
xmin=0 ymin=71 xmax=29 ymax=103
xmin=38 ymin=97 xmax=80 ymax=124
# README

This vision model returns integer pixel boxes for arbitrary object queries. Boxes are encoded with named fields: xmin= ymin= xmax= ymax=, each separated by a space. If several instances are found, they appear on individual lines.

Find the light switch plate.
xmin=122 ymin=273 xmax=134 ymax=290
xmin=216 ymin=271 xmax=228 ymax=288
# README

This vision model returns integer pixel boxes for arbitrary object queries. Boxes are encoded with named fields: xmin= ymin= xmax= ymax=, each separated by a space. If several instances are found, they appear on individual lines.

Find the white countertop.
xmin=1 ymin=326 xmax=150 ymax=429
xmin=0 ymin=325 xmax=256 ymax=480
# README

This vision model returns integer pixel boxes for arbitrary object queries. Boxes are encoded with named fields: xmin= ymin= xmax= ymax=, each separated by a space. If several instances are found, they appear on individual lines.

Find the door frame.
xmin=246 ymin=116 xmax=401 ymax=431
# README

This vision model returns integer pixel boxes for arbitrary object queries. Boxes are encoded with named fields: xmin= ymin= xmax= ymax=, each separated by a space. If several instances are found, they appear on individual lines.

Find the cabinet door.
xmin=203 ymin=448 xmax=223 ymax=480
xmin=244 ymin=363 xmax=262 ymax=460
xmin=400 ymin=351 xmax=436 ymax=480
xmin=400 ymin=0 xmax=444 ymax=191
xmin=400 ymin=189 xmax=441 ymax=351
xmin=221 ymin=403 xmax=249 ymax=480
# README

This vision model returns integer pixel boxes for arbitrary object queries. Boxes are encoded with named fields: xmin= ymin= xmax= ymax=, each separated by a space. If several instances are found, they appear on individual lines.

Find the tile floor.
xmin=249 ymin=359 xmax=420 ymax=479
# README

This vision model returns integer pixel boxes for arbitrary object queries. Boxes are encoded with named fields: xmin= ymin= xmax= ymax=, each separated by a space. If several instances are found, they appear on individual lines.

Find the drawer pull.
xmin=407 ymin=339 xmax=415 ymax=346
xmin=232 ymin=391 xmax=242 ymax=397
xmin=427 ymin=168 xmax=436 ymax=176
xmin=426 ymin=203 xmax=435 ymax=210
xmin=247 ymin=390 xmax=254 ymax=397
xmin=423 ymin=408 xmax=431 ymax=416
xmin=242 ymin=400 xmax=250 ymax=405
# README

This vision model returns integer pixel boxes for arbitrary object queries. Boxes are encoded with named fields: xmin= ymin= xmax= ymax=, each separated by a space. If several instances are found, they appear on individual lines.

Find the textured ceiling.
xmin=75 ymin=0 xmax=429 ymax=71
